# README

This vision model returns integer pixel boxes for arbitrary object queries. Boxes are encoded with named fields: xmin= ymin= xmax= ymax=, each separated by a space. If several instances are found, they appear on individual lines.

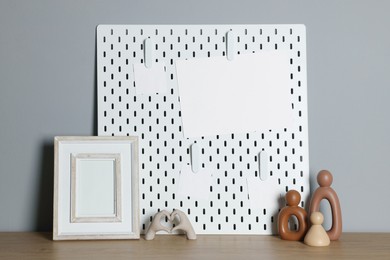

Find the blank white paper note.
xmin=133 ymin=63 xmax=168 ymax=95
xmin=176 ymin=51 xmax=293 ymax=138
xmin=177 ymin=165 xmax=212 ymax=200
xmin=246 ymin=176 xmax=283 ymax=210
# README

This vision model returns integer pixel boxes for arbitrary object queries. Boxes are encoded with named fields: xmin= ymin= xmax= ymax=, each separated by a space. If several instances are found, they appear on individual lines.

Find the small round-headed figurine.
xmin=278 ymin=190 xmax=308 ymax=241
xmin=309 ymin=170 xmax=342 ymax=240
xmin=304 ymin=212 xmax=330 ymax=247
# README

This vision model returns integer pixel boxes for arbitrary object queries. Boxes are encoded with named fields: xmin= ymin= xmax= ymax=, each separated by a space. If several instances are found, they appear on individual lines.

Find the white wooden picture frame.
xmin=53 ymin=136 xmax=139 ymax=240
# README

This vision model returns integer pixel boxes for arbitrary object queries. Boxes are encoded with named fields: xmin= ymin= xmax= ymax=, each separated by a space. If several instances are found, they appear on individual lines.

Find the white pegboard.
xmin=97 ymin=24 xmax=310 ymax=234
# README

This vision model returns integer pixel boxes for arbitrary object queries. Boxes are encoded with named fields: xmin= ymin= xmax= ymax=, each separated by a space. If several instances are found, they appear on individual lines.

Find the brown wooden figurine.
xmin=309 ymin=170 xmax=342 ymax=240
xmin=278 ymin=190 xmax=308 ymax=241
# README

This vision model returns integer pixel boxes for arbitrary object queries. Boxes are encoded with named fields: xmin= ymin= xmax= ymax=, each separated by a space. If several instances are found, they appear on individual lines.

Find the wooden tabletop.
xmin=0 ymin=233 xmax=389 ymax=259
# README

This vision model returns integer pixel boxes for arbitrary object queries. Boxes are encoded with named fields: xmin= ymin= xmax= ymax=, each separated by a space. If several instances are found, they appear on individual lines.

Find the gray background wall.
xmin=0 ymin=0 xmax=389 ymax=232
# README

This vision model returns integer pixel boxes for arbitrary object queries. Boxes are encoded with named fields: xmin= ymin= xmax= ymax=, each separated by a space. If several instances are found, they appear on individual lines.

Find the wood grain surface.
xmin=0 ymin=233 xmax=389 ymax=259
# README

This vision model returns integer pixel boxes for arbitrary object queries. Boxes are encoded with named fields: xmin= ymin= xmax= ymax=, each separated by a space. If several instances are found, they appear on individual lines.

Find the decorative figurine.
xmin=171 ymin=209 xmax=196 ymax=240
xmin=145 ymin=210 xmax=171 ymax=240
xmin=278 ymin=190 xmax=308 ymax=241
xmin=304 ymin=212 xmax=330 ymax=247
xmin=145 ymin=209 xmax=196 ymax=240
xmin=309 ymin=170 xmax=342 ymax=240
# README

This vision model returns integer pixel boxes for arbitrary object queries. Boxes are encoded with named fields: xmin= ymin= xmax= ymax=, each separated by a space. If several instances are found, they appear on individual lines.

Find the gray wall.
xmin=0 ymin=0 xmax=389 ymax=232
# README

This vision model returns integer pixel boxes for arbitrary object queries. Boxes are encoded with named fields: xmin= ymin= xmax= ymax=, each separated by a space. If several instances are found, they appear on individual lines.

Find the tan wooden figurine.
xmin=145 ymin=209 xmax=196 ymax=240
xmin=304 ymin=212 xmax=330 ymax=247
xmin=309 ymin=170 xmax=342 ymax=240
xmin=278 ymin=190 xmax=308 ymax=241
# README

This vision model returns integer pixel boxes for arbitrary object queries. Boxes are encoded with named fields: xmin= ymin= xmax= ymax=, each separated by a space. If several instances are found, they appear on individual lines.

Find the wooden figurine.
xmin=304 ymin=212 xmax=330 ymax=247
xmin=309 ymin=170 xmax=342 ymax=240
xmin=145 ymin=209 xmax=196 ymax=240
xmin=278 ymin=190 xmax=308 ymax=241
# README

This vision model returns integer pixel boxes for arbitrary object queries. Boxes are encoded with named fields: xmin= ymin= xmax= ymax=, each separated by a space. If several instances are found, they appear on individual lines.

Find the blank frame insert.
xmin=76 ymin=159 xmax=115 ymax=216
xmin=71 ymin=154 xmax=121 ymax=223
